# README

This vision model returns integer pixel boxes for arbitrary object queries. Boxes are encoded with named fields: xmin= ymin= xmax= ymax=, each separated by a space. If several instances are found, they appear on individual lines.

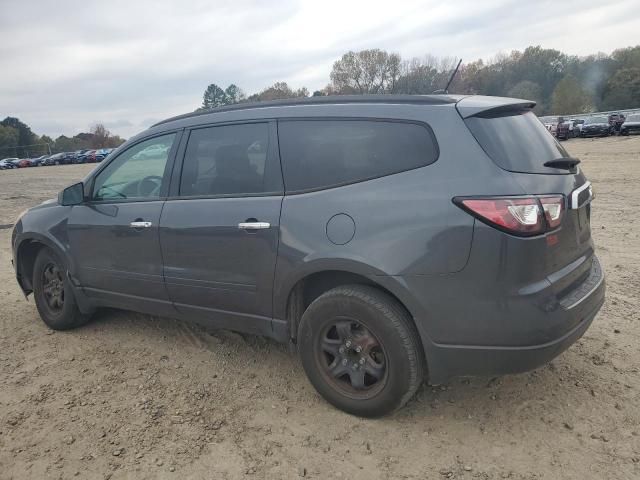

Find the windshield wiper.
xmin=543 ymin=157 xmax=581 ymax=170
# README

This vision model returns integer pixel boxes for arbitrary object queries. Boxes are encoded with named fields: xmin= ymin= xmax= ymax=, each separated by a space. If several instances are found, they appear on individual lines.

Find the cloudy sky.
xmin=1 ymin=0 xmax=638 ymax=138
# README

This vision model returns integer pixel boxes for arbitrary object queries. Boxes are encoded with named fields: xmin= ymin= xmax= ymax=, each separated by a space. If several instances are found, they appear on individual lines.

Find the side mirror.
xmin=59 ymin=182 xmax=85 ymax=206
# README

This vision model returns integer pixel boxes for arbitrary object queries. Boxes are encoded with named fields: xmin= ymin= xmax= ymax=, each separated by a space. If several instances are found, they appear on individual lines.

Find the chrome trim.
xmin=238 ymin=222 xmax=270 ymax=230
xmin=570 ymin=181 xmax=592 ymax=210
xmin=130 ymin=221 xmax=152 ymax=228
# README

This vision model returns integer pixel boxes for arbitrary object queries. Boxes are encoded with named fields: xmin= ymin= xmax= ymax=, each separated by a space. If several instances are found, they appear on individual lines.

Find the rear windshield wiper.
xmin=543 ymin=157 xmax=581 ymax=170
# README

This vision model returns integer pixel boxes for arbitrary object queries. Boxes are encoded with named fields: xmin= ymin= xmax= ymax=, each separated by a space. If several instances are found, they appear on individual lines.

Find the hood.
xmin=29 ymin=198 xmax=58 ymax=212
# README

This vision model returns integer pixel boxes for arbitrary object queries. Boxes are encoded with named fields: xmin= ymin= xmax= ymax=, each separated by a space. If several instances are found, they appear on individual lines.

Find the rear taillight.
xmin=454 ymin=195 xmax=565 ymax=237
xmin=539 ymin=195 xmax=564 ymax=229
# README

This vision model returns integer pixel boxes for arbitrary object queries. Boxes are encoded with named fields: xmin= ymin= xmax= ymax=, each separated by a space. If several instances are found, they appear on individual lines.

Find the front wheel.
xmin=33 ymin=248 xmax=90 ymax=330
xmin=298 ymin=285 xmax=424 ymax=417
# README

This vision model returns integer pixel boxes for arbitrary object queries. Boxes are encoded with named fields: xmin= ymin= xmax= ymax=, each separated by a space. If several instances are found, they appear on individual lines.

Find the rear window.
xmin=465 ymin=110 xmax=570 ymax=174
xmin=278 ymin=120 xmax=438 ymax=192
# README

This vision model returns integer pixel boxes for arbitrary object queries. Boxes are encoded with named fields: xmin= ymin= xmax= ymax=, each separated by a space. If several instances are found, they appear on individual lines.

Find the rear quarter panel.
xmin=272 ymin=104 xmax=526 ymax=320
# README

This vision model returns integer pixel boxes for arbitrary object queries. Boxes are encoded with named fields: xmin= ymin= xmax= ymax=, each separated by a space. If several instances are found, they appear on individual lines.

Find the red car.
xmin=17 ymin=159 xmax=32 ymax=168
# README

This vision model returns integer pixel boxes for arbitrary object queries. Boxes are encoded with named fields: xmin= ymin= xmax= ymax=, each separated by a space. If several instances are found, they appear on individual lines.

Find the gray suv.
xmin=12 ymin=95 xmax=605 ymax=417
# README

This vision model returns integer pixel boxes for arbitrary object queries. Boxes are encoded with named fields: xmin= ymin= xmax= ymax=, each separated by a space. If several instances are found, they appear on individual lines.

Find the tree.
xmin=90 ymin=124 xmax=110 ymax=148
xmin=601 ymin=67 xmax=640 ymax=110
xmin=201 ymin=83 xmax=228 ymax=109
xmin=330 ymin=49 xmax=402 ymax=94
xmin=507 ymin=80 xmax=545 ymax=113
xmin=551 ymin=75 xmax=593 ymax=114
xmin=0 ymin=124 xmax=19 ymax=157
xmin=198 ymin=83 xmax=246 ymax=110
xmin=1 ymin=117 xmax=37 ymax=156
xmin=247 ymin=82 xmax=309 ymax=102
xmin=224 ymin=84 xmax=245 ymax=104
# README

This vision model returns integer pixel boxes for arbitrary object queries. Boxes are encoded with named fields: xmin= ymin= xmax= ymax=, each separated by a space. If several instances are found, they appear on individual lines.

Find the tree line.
xmin=199 ymin=45 xmax=640 ymax=115
xmin=0 ymin=118 xmax=125 ymax=159
xmin=3 ymin=44 xmax=638 ymax=158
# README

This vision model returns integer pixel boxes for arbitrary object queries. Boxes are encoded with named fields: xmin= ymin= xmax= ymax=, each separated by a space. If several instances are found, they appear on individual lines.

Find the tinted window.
xmin=465 ymin=111 xmax=570 ymax=175
xmin=93 ymin=133 xmax=175 ymax=200
xmin=278 ymin=120 xmax=438 ymax=192
xmin=180 ymin=123 xmax=279 ymax=196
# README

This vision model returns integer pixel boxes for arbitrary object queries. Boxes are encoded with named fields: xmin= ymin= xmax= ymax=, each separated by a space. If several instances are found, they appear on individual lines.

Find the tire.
xmin=298 ymin=285 xmax=424 ymax=417
xmin=32 ymin=248 xmax=89 ymax=330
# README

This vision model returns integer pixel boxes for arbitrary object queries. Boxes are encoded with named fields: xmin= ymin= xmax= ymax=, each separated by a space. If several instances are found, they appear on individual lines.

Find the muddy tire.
xmin=32 ymin=248 xmax=89 ymax=330
xmin=298 ymin=285 xmax=424 ymax=417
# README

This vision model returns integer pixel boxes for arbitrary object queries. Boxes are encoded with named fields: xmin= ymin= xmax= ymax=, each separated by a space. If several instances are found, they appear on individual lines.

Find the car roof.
xmin=152 ymin=94 xmax=465 ymax=128
xmin=137 ymin=94 xmax=537 ymax=141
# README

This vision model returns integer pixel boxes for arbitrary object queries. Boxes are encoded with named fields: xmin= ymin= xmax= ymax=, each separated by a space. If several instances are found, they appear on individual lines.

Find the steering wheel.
xmin=137 ymin=175 xmax=163 ymax=197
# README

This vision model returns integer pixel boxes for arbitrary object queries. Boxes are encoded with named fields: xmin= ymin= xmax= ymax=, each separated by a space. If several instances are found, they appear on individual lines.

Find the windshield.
xmin=626 ymin=114 xmax=640 ymax=122
xmin=586 ymin=116 xmax=608 ymax=124
xmin=465 ymin=110 xmax=570 ymax=174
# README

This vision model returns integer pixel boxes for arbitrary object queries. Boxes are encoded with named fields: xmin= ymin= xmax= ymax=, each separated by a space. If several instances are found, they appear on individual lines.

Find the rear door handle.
xmin=238 ymin=222 xmax=270 ymax=230
xmin=130 ymin=221 xmax=153 ymax=228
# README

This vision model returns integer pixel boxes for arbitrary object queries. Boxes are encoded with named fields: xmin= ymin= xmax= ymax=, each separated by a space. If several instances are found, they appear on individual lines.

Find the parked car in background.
xmin=556 ymin=120 xmax=584 ymax=140
xmin=620 ymin=114 xmax=640 ymax=136
xmin=17 ymin=159 xmax=33 ymax=168
xmin=44 ymin=153 xmax=64 ymax=166
xmin=11 ymin=95 xmax=604 ymax=417
xmin=97 ymin=148 xmax=114 ymax=162
xmin=543 ymin=117 xmax=559 ymax=136
xmin=581 ymin=116 xmax=611 ymax=137
xmin=573 ymin=119 xmax=585 ymax=136
xmin=29 ymin=155 xmax=48 ymax=166
xmin=556 ymin=119 xmax=572 ymax=140
xmin=72 ymin=150 xmax=91 ymax=164
xmin=0 ymin=158 xmax=19 ymax=169
xmin=608 ymin=113 xmax=625 ymax=133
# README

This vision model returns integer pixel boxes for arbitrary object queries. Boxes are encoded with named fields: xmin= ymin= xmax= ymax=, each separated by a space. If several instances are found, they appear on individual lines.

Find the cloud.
xmin=0 ymin=0 xmax=638 ymax=138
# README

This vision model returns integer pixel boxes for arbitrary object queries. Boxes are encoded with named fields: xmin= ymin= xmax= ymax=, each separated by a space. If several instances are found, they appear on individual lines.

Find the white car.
xmin=0 ymin=158 xmax=19 ymax=169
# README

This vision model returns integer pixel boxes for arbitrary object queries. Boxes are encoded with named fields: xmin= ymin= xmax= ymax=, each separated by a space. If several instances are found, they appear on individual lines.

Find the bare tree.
xmin=330 ymin=49 xmax=402 ymax=94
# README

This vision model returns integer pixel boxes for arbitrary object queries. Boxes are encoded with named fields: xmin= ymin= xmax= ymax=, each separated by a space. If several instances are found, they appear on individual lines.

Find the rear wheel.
xmin=298 ymin=285 xmax=424 ymax=417
xmin=33 ymin=248 xmax=89 ymax=330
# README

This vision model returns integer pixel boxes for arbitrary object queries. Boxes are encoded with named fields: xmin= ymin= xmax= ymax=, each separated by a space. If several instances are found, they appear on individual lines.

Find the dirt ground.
xmin=1 ymin=136 xmax=639 ymax=480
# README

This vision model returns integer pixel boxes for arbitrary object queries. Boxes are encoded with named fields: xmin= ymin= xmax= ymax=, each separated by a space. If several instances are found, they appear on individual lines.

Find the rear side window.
xmin=465 ymin=110 xmax=570 ymax=174
xmin=180 ymin=123 xmax=281 ymax=197
xmin=278 ymin=120 xmax=438 ymax=192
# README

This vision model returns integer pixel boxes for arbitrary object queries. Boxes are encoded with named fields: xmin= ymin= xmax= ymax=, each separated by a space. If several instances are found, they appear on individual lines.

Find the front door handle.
xmin=238 ymin=222 xmax=270 ymax=230
xmin=130 ymin=221 xmax=153 ymax=228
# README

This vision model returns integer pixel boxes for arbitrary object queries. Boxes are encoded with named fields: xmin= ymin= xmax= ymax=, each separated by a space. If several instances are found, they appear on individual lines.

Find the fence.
xmin=0 ymin=142 xmax=51 ymax=159
xmin=539 ymin=107 xmax=640 ymax=123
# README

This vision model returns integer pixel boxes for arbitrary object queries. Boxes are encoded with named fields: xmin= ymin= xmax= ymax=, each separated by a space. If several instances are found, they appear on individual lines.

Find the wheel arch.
xmin=15 ymin=234 xmax=72 ymax=294
xmin=279 ymin=263 xmax=423 ymax=345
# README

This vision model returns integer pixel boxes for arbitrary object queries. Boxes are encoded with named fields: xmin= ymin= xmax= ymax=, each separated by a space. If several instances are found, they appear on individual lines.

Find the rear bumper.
xmin=425 ymin=285 xmax=603 ymax=383
xmin=425 ymin=255 xmax=604 ymax=383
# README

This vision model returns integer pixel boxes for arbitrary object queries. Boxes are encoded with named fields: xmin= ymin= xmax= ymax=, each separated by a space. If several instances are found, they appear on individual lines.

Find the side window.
xmin=180 ymin=123 xmax=278 ymax=197
xmin=92 ymin=133 xmax=175 ymax=201
xmin=278 ymin=120 xmax=439 ymax=192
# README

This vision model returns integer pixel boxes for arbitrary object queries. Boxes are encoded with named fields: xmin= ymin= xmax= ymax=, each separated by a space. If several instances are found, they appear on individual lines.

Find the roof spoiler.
xmin=456 ymin=96 xmax=536 ymax=119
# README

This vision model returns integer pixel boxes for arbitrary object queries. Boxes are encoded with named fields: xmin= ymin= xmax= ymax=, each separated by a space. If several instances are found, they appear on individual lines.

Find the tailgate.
xmin=511 ymin=170 xmax=595 ymax=296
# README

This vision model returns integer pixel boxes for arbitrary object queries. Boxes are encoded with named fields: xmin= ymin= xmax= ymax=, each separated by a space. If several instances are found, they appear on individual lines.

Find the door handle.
xmin=130 ymin=221 xmax=153 ymax=228
xmin=238 ymin=222 xmax=270 ymax=230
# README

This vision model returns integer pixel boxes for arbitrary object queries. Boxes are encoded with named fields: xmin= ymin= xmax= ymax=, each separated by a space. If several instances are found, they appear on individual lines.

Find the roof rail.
xmin=151 ymin=94 xmax=460 ymax=127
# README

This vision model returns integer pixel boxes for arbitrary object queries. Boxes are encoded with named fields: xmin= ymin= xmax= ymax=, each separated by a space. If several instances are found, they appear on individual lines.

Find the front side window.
xmin=278 ymin=120 xmax=439 ymax=192
xmin=180 ymin=123 xmax=277 ymax=197
xmin=92 ymin=133 xmax=175 ymax=201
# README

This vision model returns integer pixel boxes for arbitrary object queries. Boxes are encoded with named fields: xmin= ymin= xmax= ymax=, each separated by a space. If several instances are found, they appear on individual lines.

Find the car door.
xmin=67 ymin=132 xmax=180 ymax=315
xmin=159 ymin=121 xmax=283 ymax=335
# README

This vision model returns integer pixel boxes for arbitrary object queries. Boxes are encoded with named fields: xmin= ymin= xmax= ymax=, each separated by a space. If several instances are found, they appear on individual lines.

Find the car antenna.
xmin=433 ymin=58 xmax=462 ymax=94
